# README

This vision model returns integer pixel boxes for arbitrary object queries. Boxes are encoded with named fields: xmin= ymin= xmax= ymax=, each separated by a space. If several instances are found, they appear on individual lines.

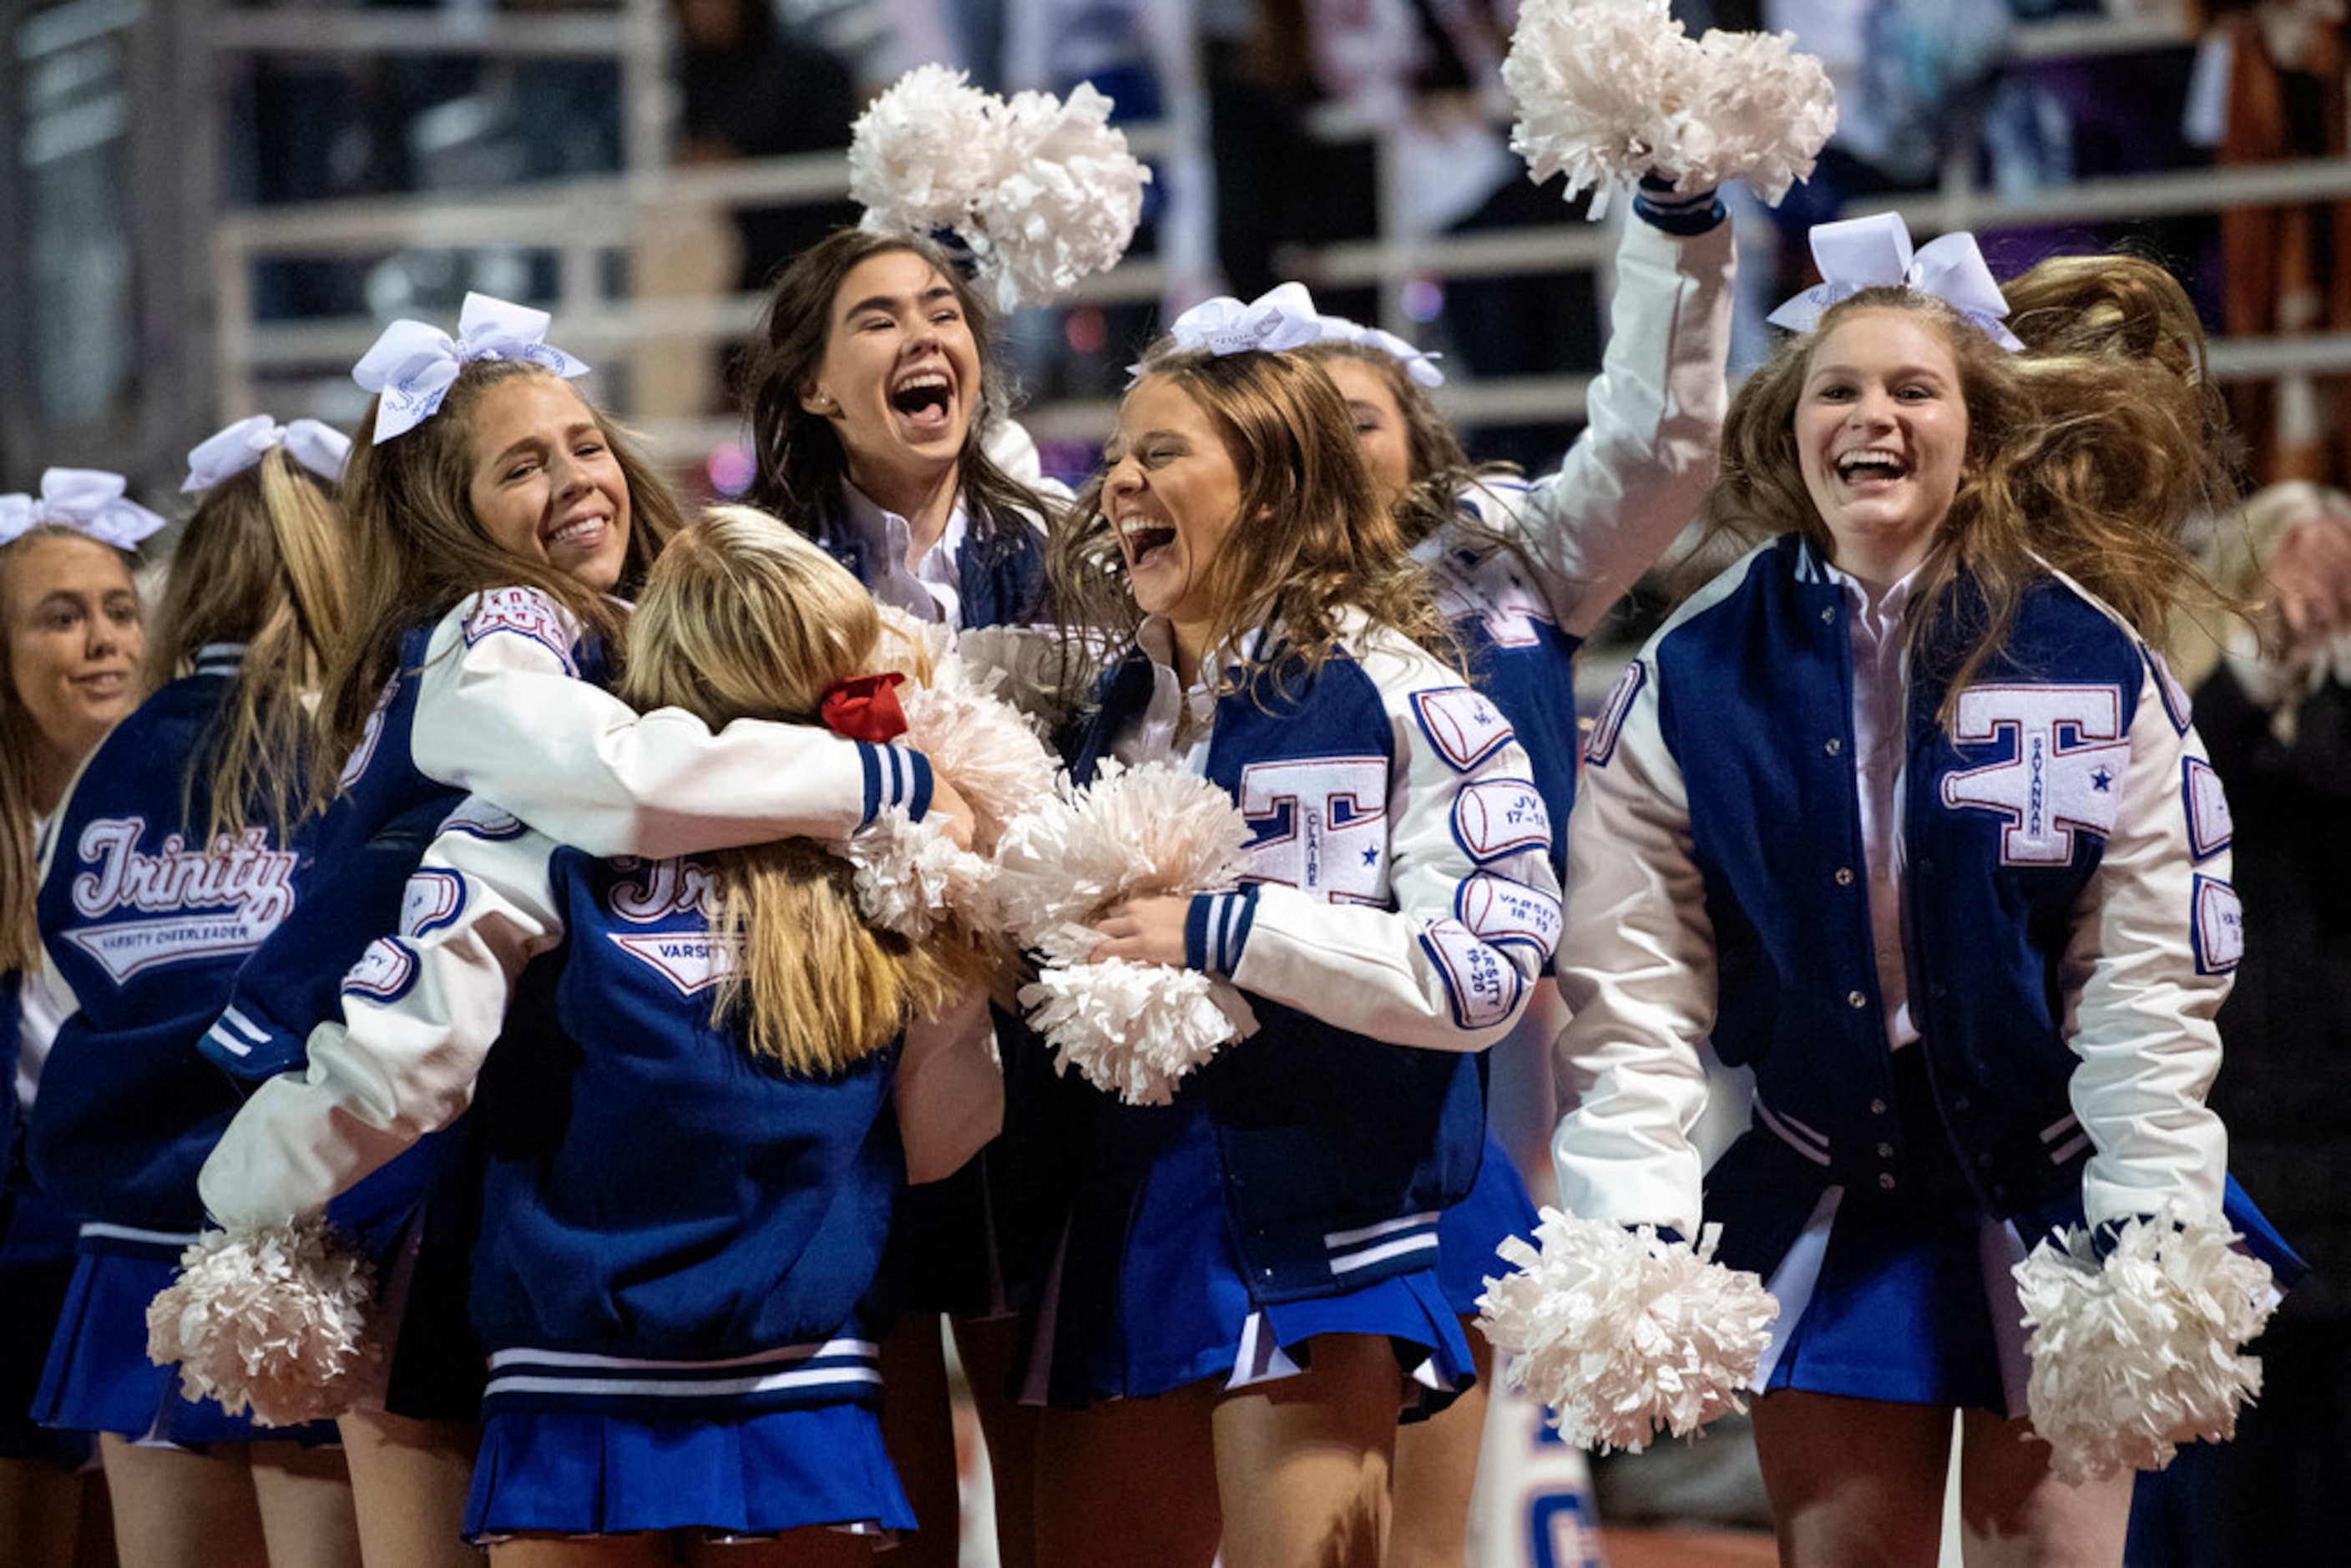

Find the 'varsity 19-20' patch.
xmin=2192 ymin=874 xmax=2243 ymax=975
xmin=1418 ymin=918 xmax=1524 ymax=1030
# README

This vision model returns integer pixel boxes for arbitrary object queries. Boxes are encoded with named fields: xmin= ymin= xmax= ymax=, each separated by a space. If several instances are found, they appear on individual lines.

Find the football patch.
xmin=1412 ymin=686 xmax=1514 ymax=773
xmin=2182 ymin=756 xmax=2232 ymax=862
xmin=1452 ymin=780 xmax=1550 ymax=862
xmin=1418 ymin=918 xmax=1524 ymax=1031
xmin=463 ymin=587 xmax=578 ymax=675
xmin=2192 ymin=875 xmax=2243 ymax=975
xmin=342 ymin=937 xmax=418 ymax=1003
xmin=1455 ymin=873 xmax=1562 ymax=957
xmin=1584 ymin=660 xmax=1646 ymax=768
xmin=441 ymin=800 xmax=528 ymax=841
xmin=400 ymin=869 xmax=465 ymax=939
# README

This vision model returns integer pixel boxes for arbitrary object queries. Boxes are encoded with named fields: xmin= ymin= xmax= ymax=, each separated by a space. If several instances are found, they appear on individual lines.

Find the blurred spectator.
xmin=672 ymin=0 xmax=862 ymax=293
xmin=2129 ymin=481 xmax=2351 ymax=1564
xmin=2188 ymin=0 xmax=2350 ymax=489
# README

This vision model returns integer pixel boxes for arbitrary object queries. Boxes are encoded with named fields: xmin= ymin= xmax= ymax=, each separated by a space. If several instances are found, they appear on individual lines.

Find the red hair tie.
xmin=819 ymin=671 xmax=908 ymax=743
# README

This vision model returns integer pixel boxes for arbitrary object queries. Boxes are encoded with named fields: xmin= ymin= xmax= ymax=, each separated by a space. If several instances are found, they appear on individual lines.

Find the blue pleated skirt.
xmin=1435 ymin=1132 xmax=1540 ymax=1317
xmin=1036 ymin=1095 xmax=1474 ymax=1412
xmin=34 ymin=1235 xmax=337 ymax=1444
xmin=463 ymin=1403 xmax=913 ymax=1540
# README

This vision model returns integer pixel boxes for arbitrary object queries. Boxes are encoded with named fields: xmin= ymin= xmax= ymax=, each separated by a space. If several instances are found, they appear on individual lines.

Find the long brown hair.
xmin=1051 ymin=349 xmax=1454 ymax=701
xmin=317 ymin=361 xmax=683 ymax=804
xmin=619 ymin=506 xmax=974 ymax=1075
xmin=1715 ymin=252 xmax=2239 ymax=721
xmin=737 ymin=228 xmax=1052 ymax=565
xmin=149 ymin=449 xmax=350 ymax=846
xmin=1295 ymin=340 xmax=1495 ymax=549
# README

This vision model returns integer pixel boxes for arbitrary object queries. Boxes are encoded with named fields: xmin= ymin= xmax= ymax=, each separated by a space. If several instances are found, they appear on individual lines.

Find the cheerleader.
xmin=196 ymin=296 xmax=970 ymax=1568
xmin=196 ymin=508 xmax=1002 ymax=1563
xmin=24 ymin=443 xmax=362 ymax=1567
xmin=0 ymin=478 xmax=151 ymax=1564
xmin=1029 ymin=323 xmax=1560 ymax=1565
xmin=1545 ymin=214 xmax=2299 ymax=1560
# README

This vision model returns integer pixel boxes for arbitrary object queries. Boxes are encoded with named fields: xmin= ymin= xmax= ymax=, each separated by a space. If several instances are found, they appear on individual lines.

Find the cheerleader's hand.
xmin=1089 ymin=894 xmax=1190 ymax=968
xmin=925 ymin=773 xmax=976 ymax=854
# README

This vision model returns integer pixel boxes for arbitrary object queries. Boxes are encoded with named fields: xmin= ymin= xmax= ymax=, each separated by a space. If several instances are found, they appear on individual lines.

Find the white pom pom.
xmin=993 ymin=761 xmax=1253 ymax=943
xmin=1501 ymin=0 xmax=1835 ymax=213
xmin=1017 ymin=957 xmax=1256 ymax=1106
xmin=1502 ymin=0 xmax=1692 ymax=218
xmin=978 ymin=83 xmax=1152 ymax=311
xmin=849 ymin=66 xmax=1004 ymax=242
xmin=146 ymin=1221 xmax=381 ymax=1428
xmin=852 ymin=69 xmax=1148 ymax=311
xmin=1477 ymin=1208 xmax=1778 ymax=1453
xmin=1682 ymin=29 xmax=1838 ymax=204
xmin=899 ymin=681 xmax=1058 ymax=852
xmin=839 ymin=807 xmax=996 ymax=939
xmin=2014 ymin=1216 xmax=2278 ymax=1485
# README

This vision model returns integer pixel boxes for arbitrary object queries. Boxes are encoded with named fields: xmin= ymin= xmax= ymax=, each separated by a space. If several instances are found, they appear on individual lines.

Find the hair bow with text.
xmin=1163 ymin=282 xmax=1326 ymax=361
xmin=0 ymin=468 xmax=168 ymax=550
xmin=183 ymin=415 xmax=352 ymax=493
xmin=1767 ymin=212 xmax=2025 ymax=352
xmin=351 ymin=292 xmax=591 ymax=445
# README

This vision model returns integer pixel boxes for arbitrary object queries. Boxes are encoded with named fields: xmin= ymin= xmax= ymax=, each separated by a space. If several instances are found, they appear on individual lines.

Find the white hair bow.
xmin=183 ymin=415 xmax=352 ymax=493
xmin=0 ymin=468 xmax=168 ymax=549
xmin=1165 ymin=283 xmax=1326 ymax=359
xmin=1309 ymin=313 xmax=1445 ymax=388
xmin=1767 ymin=212 xmax=2025 ymax=352
xmin=351 ymin=292 xmax=590 ymax=445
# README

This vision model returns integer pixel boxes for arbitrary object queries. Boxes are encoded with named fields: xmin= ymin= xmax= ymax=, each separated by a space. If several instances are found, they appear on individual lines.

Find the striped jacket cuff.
xmin=860 ymin=742 xmax=933 ymax=826
xmin=1186 ymin=887 xmax=1259 ymax=978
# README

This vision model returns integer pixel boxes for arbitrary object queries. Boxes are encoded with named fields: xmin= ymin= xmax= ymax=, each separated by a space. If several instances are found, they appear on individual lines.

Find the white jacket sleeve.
xmin=197 ymin=819 xmax=567 ymax=1229
xmin=1550 ymin=656 xmax=1718 ymax=1237
xmin=409 ymin=590 xmax=928 ymax=859
xmin=2060 ymin=657 xmax=2233 ymax=1230
xmin=1472 ymin=218 xmax=1736 ymax=640
xmin=1221 ymin=641 xmax=1560 ymax=1054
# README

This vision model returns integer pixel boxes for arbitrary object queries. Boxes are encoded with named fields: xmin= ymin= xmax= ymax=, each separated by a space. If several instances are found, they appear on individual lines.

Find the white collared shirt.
xmin=1112 ymin=617 xmax=1221 ymax=775
xmin=1825 ymin=560 xmax=1923 ymax=1051
xmin=839 ymin=484 xmax=970 ymax=627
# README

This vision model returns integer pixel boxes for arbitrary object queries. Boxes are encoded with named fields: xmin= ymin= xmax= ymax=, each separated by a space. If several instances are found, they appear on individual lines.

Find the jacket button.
xmin=1953 ymin=1096 xmax=1971 ymax=1112
xmin=1835 ymin=867 xmax=1855 ymax=887
xmin=1825 ymin=737 xmax=1843 ymax=756
xmin=1848 ymin=990 xmax=1868 ymax=1009
xmin=1878 ymin=1172 xmax=1898 ymax=1191
xmin=1870 ymin=1099 xmax=1888 ymax=1115
xmin=1820 ymin=606 xmax=1835 ymax=624
xmin=1877 ymin=1142 xmax=1895 ymax=1159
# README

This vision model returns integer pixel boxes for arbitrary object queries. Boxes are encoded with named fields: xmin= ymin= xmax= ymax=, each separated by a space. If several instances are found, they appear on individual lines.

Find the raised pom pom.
xmin=146 ymin=1221 xmax=381 ymax=1428
xmin=851 ymin=69 xmax=1150 ymax=311
xmin=1502 ymin=0 xmax=1834 ymax=215
xmin=1478 ymin=1208 xmax=1778 ymax=1453
xmin=2015 ymin=1216 xmax=2278 ymax=1485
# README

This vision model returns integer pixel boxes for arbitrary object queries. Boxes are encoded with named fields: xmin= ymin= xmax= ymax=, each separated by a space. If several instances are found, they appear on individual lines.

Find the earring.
xmin=810 ymin=392 xmax=837 ymax=412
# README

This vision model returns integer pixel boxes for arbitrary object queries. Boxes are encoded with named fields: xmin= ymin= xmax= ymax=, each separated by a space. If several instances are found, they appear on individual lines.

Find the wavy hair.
xmin=619 ymin=506 xmax=974 ymax=1075
xmin=318 ymin=361 xmax=683 ymax=805
xmin=149 ymin=449 xmax=351 ymax=846
xmin=1051 ymin=347 xmax=1454 ymax=701
xmin=1715 ymin=252 xmax=2240 ymax=721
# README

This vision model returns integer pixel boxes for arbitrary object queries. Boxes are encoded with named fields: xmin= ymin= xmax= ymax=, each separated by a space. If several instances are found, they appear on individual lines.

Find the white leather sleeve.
xmin=2060 ymin=656 xmax=2232 ymax=1229
xmin=409 ymin=591 xmax=918 ymax=858
xmin=197 ymin=823 xmax=565 ymax=1229
xmin=1464 ymin=218 xmax=1736 ymax=640
xmin=1549 ymin=655 xmax=1717 ymax=1237
xmin=1227 ymin=635 xmax=1560 ymax=1054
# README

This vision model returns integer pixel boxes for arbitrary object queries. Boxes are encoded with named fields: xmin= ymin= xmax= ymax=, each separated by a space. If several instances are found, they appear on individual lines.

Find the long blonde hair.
xmin=148 ymin=449 xmax=351 ymax=847
xmin=619 ymin=506 xmax=971 ymax=1075
xmin=1716 ymin=251 xmax=2240 ymax=721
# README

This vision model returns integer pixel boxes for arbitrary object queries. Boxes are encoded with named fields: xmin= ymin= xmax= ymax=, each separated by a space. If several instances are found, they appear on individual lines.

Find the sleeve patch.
xmin=1411 ymin=686 xmax=1515 ymax=773
xmin=342 ymin=937 xmax=418 ymax=1003
xmin=1584 ymin=659 xmax=1646 ymax=768
xmin=2192 ymin=874 xmax=2243 ymax=975
xmin=1451 ymin=779 xmax=1551 ymax=862
xmin=1454 ymin=873 xmax=1562 ymax=957
xmin=399 ymin=868 xmax=466 ymax=939
xmin=439 ymin=800 xmax=527 ymax=841
xmin=463 ymin=588 xmax=579 ymax=676
xmin=2144 ymin=645 xmax=2192 ymax=736
xmin=1417 ymin=918 xmax=1524 ymax=1031
xmin=2183 ymin=756 xmax=2232 ymax=862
